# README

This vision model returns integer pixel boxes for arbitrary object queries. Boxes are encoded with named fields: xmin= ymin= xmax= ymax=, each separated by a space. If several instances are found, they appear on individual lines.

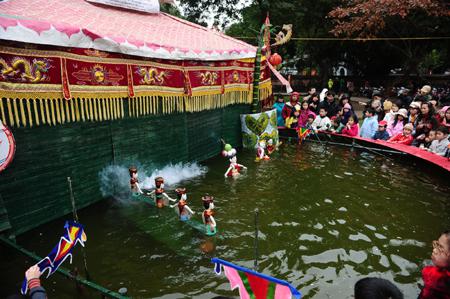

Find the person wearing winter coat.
xmin=427 ymin=126 xmax=450 ymax=156
xmin=387 ymin=108 xmax=408 ymax=137
xmin=312 ymin=107 xmax=332 ymax=132
xmin=388 ymin=123 xmax=414 ymax=145
xmin=272 ymin=97 xmax=286 ymax=127
xmin=341 ymin=116 xmax=359 ymax=137
xmin=373 ymin=120 xmax=390 ymax=140
xmin=360 ymin=108 xmax=378 ymax=139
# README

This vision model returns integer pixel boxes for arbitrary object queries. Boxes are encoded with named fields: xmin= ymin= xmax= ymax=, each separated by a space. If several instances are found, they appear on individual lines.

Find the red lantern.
xmin=269 ymin=53 xmax=282 ymax=66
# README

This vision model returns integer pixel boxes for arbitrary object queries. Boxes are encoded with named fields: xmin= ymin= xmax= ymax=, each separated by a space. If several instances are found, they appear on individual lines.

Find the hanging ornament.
xmin=269 ymin=53 xmax=282 ymax=66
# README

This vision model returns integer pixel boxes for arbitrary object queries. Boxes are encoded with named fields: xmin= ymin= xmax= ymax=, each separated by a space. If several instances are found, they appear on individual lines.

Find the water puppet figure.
xmin=202 ymin=208 xmax=217 ymax=236
xmin=224 ymin=155 xmax=247 ymax=177
xmin=266 ymin=138 xmax=280 ymax=155
xmin=221 ymin=143 xmax=237 ymax=158
xmin=170 ymin=188 xmax=194 ymax=221
xmin=129 ymin=166 xmax=143 ymax=194
xmin=202 ymin=194 xmax=215 ymax=210
xmin=145 ymin=177 xmax=176 ymax=208
xmin=255 ymin=140 xmax=270 ymax=161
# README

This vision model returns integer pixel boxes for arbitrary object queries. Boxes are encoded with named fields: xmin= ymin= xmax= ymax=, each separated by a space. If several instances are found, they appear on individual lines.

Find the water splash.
xmin=141 ymin=162 xmax=207 ymax=189
xmin=98 ymin=162 xmax=208 ymax=202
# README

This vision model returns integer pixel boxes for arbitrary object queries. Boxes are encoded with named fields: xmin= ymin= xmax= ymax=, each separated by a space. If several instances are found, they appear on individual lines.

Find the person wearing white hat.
xmin=387 ymin=108 xmax=408 ymax=137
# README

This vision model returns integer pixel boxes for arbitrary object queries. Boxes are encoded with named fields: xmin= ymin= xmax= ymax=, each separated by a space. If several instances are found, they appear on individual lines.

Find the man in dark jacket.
xmin=319 ymin=91 xmax=340 ymax=117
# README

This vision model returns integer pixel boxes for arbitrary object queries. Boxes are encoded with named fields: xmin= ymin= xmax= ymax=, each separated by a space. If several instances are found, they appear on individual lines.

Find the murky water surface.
xmin=1 ymin=143 xmax=449 ymax=298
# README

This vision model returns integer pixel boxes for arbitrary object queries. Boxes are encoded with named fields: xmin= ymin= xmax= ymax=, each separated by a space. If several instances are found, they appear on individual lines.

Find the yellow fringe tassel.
xmin=80 ymin=98 xmax=85 ymax=121
xmin=105 ymin=98 xmax=110 ymax=120
xmin=59 ymin=98 xmax=65 ymax=124
xmin=55 ymin=99 xmax=61 ymax=124
xmin=33 ymin=99 xmax=39 ymax=126
xmin=6 ymin=98 xmax=14 ymax=127
xmin=19 ymin=98 xmax=26 ymax=127
xmin=0 ymin=99 xmax=6 ymax=125
xmin=44 ymin=99 xmax=51 ymax=125
xmin=64 ymin=100 xmax=70 ymax=123
xmin=70 ymin=98 xmax=75 ymax=122
xmin=75 ymin=98 xmax=80 ymax=121
xmin=39 ymin=99 xmax=45 ymax=125
xmin=93 ymin=98 xmax=98 ymax=121
xmin=26 ymin=99 xmax=33 ymax=127
xmin=50 ymin=99 xmax=56 ymax=125
xmin=87 ymin=98 xmax=92 ymax=121
xmin=12 ymin=98 xmax=20 ymax=127
xmin=98 ymin=99 xmax=103 ymax=121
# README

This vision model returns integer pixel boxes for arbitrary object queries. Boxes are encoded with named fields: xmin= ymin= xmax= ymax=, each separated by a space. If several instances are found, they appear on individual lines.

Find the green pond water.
xmin=1 ymin=142 xmax=449 ymax=299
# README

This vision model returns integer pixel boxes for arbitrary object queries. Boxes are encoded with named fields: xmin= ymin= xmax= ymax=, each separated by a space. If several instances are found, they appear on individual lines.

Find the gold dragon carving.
xmin=272 ymin=24 xmax=293 ymax=47
xmin=0 ymin=57 xmax=50 ymax=83
xmin=200 ymin=71 xmax=218 ymax=85
xmin=138 ymin=67 xmax=166 ymax=85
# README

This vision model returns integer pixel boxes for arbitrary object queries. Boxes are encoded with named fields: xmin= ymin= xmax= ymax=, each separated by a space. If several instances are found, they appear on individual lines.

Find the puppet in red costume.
xmin=224 ymin=155 xmax=247 ymax=177
xmin=281 ymin=92 xmax=301 ymax=123
xmin=170 ymin=187 xmax=194 ymax=221
xmin=145 ymin=177 xmax=175 ymax=208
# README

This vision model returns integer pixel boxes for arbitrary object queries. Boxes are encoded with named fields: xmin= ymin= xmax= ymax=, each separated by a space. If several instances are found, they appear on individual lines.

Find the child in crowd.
xmin=438 ymin=106 xmax=450 ymax=128
xmin=272 ymin=97 xmax=285 ymax=127
xmin=341 ymin=116 xmax=359 ymax=137
xmin=387 ymin=108 xmax=408 ymax=137
xmin=305 ymin=114 xmax=315 ymax=129
xmin=387 ymin=123 xmax=414 ymax=145
xmin=330 ymin=116 xmax=344 ymax=133
xmin=419 ymin=130 xmax=436 ymax=150
xmin=373 ymin=120 xmax=390 ymax=140
xmin=382 ymin=100 xmax=393 ymax=122
xmin=308 ymin=94 xmax=320 ymax=114
xmin=418 ymin=231 xmax=450 ymax=298
xmin=285 ymin=105 xmax=300 ymax=129
xmin=383 ymin=99 xmax=400 ymax=123
xmin=427 ymin=126 xmax=450 ymax=156
xmin=341 ymin=103 xmax=357 ymax=125
xmin=360 ymin=108 xmax=378 ymax=138
xmin=312 ymin=107 xmax=331 ymax=132
xmin=298 ymin=100 xmax=315 ymax=127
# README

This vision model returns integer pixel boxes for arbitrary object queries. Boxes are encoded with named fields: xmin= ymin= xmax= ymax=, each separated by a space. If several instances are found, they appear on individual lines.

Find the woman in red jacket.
xmin=387 ymin=123 xmax=414 ymax=145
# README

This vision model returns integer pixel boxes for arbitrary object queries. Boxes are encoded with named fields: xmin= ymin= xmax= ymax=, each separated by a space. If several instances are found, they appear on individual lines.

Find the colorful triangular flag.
xmin=212 ymin=258 xmax=301 ymax=299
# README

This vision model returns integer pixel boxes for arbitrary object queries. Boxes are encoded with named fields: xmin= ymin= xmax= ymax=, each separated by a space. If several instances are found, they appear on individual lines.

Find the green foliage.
xmin=418 ymin=49 xmax=446 ymax=74
xmin=245 ymin=113 xmax=269 ymax=136
xmin=160 ymin=3 xmax=184 ymax=18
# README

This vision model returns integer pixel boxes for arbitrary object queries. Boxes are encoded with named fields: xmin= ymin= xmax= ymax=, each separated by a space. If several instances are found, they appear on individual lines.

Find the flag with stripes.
xmin=297 ymin=127 xmax=311 ymax=143
xmin=212 ymin=258 xmax=301 ymax=299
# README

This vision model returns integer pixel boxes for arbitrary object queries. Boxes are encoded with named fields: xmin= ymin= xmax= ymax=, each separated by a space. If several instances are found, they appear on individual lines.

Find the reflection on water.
xmin=1 ymin=143 xmax=449 ymax=299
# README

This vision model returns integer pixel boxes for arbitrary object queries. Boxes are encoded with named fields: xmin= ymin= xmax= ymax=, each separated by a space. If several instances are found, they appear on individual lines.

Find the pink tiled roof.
xmin=0 ymin=0 xmax=256 ymax=60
